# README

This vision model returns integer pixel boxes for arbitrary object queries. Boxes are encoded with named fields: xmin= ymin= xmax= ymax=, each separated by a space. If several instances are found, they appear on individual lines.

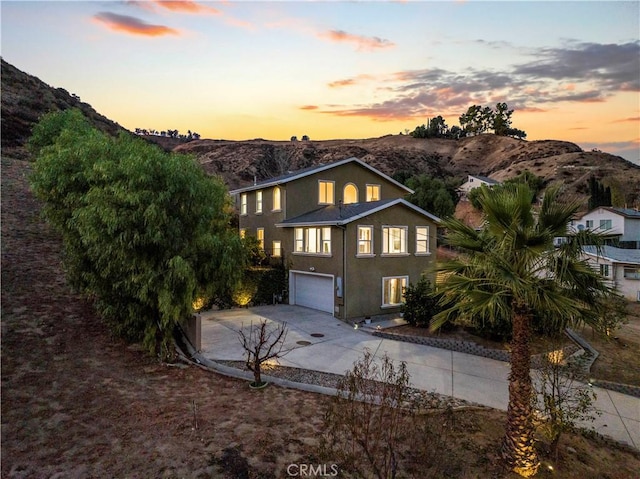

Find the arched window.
xmin=343 ymin=183 xmax=358 ymax=204
xmin=272 ymin=187 xmax=281 ymax=211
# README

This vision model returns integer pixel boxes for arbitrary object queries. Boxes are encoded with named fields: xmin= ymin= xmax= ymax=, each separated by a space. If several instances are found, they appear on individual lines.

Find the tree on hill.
xmin=29 ymin=109 xmax=246 ymax=360
xmin=434 ymin=184 xmax=612 ymax=477
xmin=587 ymin=176 xmax=612 ymax=210
xmin=405 ymin=174 xmax=458 ymax=219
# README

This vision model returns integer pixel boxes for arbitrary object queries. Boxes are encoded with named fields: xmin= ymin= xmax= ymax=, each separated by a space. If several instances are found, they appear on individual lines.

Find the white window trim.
xmin=343 ymin=182 xmax=359 ymax=205
xmin=415 ymin=226 xmax=431 ymax=256
xmin=272 ymin=240 xmax=282 ymax=258
xmin=381 ymin=275 xmax=408 ymax=308
xmin=240 ymin=193 xmax=248 ymax=216
xmin=356 ymin=225 xmax=375 ymax=258
xmin=381 ymin=225 xmax=409 ymax=256
xmin=272 ymin=187 xmax=282 ymax=212
xmin=293 ymin=226 xmax=332 ymax=256
xmin=255 ymin=190 xmax=263 ymax=214
xmin=366 ymin=184 xmax=381 ymax=202
xmin=318 ymin=180 xmax=335 ymax=205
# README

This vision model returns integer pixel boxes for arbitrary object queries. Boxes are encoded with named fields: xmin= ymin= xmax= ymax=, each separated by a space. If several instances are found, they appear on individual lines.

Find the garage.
xmin=290 ymin=272 xmax=334 ymax=314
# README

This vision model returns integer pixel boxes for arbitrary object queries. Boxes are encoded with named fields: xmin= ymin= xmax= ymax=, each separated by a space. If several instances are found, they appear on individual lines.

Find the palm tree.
xmin=433 ymin=184 xmax=610 ymax=477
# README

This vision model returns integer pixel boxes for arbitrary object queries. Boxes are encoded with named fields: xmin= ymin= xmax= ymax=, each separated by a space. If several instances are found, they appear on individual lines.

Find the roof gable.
xmin=230 ymin=157 xmax=413 ymax=195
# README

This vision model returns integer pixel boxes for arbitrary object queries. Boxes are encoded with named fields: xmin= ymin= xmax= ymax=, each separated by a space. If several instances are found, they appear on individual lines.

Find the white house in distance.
xmin=458 ymin=174 xmax=500 ymax=197
xmin=569 ymin=207 xmax=640 ymax=249
xmin=582 ymin=246 xmax=640 ymax=301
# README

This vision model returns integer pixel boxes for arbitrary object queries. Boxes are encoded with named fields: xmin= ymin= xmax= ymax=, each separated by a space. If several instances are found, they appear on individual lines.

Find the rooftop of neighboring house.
xmin=583 ymin=245 xmax=640 ymax=265
xmin=469 ymin=175 xmax=500 ymax=185
xmin=276 ymin=198 xmax=441 ymax=227
xmin=604 ymin=207 xmax=640 ymax=219
xmin=229 ymin=157 xmax=413 ymax=195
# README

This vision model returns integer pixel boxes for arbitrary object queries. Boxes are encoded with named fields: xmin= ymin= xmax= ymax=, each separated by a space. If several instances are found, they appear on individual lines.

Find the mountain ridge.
xmin=3 ymin=58 xmax=639 ymax=208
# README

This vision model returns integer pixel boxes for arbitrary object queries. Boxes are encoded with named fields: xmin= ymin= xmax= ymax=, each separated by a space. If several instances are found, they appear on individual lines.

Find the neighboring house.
xmin=569 ymin=207 xmax=640 ymax=249
xmin=230 ymin=157 xmax=441 ymax=320
xmin=582 ymin=245 xmax=640 ymax=301
xmin=457 ymin=175 xmax=500 ymax=196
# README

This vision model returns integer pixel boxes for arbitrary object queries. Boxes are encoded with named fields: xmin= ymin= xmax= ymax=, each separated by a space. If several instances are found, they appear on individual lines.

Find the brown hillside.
xmin=175 ymin=135 xmax=640 ymax=208
xmin=1 ymin=59 xmax=126 ymax=158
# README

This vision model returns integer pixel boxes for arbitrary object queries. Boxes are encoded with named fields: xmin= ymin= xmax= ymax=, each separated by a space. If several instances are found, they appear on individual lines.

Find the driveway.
xmin=198 ymin=304 xmax=639 ymax=449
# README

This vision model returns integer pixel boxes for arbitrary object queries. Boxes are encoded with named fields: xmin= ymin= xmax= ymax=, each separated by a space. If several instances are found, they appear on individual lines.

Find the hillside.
xmin=2 ymin=58 xmax=639 ymax=208
xmin=1 ymin=59 xmax=128 ymax=159
xmin=174 ymin=134 xmax=640 ymax=208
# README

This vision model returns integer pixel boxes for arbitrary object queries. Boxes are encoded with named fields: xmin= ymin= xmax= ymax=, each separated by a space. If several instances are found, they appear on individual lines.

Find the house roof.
xmin=276 ymin=198 xmax=441 ymax=227
xmin=578 ymin=206 xmax=640 ymax=220
xmin=229 ymin=157 xmax=413 ymax=195
xmin=603 ymin=207 xmax=640 ymax=219
xmin=583 ymin=245 xmax=640 ymax=265
xmin=470 ymin=175 xmax=500 ymax=185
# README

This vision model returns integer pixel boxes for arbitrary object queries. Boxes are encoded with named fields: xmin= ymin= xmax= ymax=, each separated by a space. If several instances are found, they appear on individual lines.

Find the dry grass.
xmin=2 ymin=156 xmax=639 ymax=478
xmin=577 ymin=302 xmax=640 ymax=387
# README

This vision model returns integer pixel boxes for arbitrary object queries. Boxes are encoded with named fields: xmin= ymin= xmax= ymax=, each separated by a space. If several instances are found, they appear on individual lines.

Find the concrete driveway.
xmin=198 ymin=304 xmax=639 ymax=449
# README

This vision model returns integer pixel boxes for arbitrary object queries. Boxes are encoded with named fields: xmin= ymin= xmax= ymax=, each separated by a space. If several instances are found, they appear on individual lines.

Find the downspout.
xmin=337 ymin=223 xmax=347 ymax=320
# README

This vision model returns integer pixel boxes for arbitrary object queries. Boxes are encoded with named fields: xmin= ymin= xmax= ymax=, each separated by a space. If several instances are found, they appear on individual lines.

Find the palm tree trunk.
xmin=501 ymin=302 xmax=540 ymax=477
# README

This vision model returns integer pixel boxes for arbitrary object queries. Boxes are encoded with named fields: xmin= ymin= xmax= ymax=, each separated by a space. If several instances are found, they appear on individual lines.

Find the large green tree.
xmin=433 ymin=184 xmax=611 ymax=477
xmin=30 ymin=109 xmax=245 ymax=359
xmin=405 ymin=174 xmax=457 ymax=219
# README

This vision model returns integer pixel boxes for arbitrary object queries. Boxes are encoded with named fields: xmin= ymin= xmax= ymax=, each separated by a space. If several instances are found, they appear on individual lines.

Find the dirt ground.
xmin=2 ymin=156 xmax=639 ymax=478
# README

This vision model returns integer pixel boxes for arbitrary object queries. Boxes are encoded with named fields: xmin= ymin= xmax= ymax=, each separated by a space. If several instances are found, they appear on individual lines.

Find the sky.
xmin=2 ymin=1 xmax=639 ymax=163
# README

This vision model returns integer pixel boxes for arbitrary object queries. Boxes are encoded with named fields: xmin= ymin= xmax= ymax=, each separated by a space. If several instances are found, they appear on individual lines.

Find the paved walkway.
xmin=198 ymin=304 xmax=639 ymax=450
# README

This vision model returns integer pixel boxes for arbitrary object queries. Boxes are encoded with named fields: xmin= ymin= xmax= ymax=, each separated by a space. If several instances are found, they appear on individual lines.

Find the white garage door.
xmin=292 ymin=273 xmax=334 ymax=314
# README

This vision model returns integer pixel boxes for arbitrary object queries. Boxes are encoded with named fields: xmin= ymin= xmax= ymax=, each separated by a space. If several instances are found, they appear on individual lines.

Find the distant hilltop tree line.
xmin=290 ymin=135 xmax=310 ymax=142
xmin=134 ymin=128 xmax=200 ymax=141
xmin=407 ymin=102 xmax=527 ymax=140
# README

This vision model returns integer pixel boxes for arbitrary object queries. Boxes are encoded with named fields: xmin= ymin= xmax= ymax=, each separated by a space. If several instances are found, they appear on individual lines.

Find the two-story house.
xmin=230 ymin=157 xmax=441 ymax=320
xmin=570 ymin=207 xmax=640 ymax=249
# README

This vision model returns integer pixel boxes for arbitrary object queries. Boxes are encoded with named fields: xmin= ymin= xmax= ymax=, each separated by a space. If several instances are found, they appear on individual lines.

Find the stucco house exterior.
xmin=457 ymin=174 xmax=500 ymax=197
xmin=582 ymin=245 xmax=640 ymax=301
xmin=230 ymin=157 xmax=441 ymax=320
xmin=570 ymin=207 xmax=640 ymax=249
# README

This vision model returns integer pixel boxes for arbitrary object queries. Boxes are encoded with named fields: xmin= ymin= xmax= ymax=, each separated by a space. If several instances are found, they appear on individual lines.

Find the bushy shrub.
xmin=402 ymin=277 xmax=442 ymax=328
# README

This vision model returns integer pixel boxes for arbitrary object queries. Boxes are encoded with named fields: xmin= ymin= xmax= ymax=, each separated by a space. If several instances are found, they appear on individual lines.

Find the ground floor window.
xmin=382 ymin=276 xmax=408 ymax=306
xmin=272 ymin=240 xmax=282 ymax=257
xmin=600 ymin=264 xmax=610 ymax=277
xmin=624 ymin=267 xmax=640 ymax=280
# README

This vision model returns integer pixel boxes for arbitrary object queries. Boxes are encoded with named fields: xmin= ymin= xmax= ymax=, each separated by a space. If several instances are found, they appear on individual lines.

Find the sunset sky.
xmin=2 ymin=1 xmax=639 ymax=163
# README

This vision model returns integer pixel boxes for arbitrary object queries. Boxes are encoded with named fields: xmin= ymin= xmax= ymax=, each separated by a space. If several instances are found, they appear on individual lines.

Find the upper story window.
xmin=319 ymin=180 xmax=335 ymax=205
xmin=600 ymin=219 xmax=612 ymax=230
xmin=240 ymin=193 xmax=248 ymax=215
xmin=343 ymin=183 xmax=358 ymax=204
xmin=599 ymin=264 xmax=610 ymax=277
xmin=256 ymin=190 xmax=263 ymax=214
xmin=357 ymin=226 xmax=373 ymax=256
xmin=366 ymin=184 xmax=380 ymax=202
xmin=416 ymin=226 xmax=430 ymax=254
xmin=294 ymin=227 xmax=331 ymax=255
xmin=586 ymin=220 xmax=594 ymax=228
xmin=273 ymin=187 xmax=282 ymax=211
xmin=256 ymin=228 xmax=264 ymax=249
xmin=382 ymin=226 xmax=407 ymax=255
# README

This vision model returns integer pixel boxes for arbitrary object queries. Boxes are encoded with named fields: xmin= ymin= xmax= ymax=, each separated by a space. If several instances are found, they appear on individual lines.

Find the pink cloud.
xmin=300 ymin=105 xmax=318 ymax=111
xmin=153 ymin=1 xmax=221 ymax=15
xmin=318 ymin=30 xmax=395 ymax=51
xmin=93 ymin=12 xmax=179 ymax=37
